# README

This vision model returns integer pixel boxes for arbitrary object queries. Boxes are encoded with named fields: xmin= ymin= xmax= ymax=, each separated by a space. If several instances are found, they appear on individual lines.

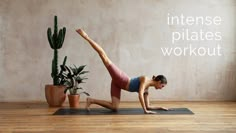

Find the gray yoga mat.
xmin=53 ymin=108 xmax=194 ymax=115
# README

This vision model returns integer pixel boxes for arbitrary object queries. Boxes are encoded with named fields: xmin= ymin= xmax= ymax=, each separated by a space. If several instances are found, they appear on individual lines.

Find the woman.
xmin=76 ymin=29 xmax=168 ymax=114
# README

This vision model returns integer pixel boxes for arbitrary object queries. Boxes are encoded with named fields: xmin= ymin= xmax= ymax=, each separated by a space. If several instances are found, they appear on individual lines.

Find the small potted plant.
xmin=59 ymin=64 xmax=90 ymax=108
xmin=45 ymin=15 xmax=67 ymax=107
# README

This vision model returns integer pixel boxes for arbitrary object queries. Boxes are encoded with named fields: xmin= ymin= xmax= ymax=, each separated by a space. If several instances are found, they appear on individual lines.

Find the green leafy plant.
xmin=47 ymin=15 xmax=66 ymax=85
xmin=59 ymin=64 xmax=90 ymax=96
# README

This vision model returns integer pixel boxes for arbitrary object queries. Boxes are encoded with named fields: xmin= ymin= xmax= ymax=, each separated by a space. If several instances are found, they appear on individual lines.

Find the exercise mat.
xmin=53 ymin=108 xmax=194 ymax=115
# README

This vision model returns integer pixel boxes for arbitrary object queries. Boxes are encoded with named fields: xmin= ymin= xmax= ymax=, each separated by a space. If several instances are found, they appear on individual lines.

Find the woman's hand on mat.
xmin=144 ymin=110 xmax=156 ymax=114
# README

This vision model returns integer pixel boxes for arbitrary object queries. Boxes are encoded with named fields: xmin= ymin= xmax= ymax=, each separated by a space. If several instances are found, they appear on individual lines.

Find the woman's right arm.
xmin=138 ymin=77 xmax=156 ymax=114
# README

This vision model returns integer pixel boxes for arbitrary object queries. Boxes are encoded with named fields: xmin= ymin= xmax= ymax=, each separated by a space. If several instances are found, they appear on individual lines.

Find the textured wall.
xmin=0 ymin=0 xmax=235 ymax=102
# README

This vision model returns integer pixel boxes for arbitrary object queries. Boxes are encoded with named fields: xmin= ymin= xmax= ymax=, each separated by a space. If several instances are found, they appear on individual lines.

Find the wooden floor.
xmin=0 ymin=101 xmax=236 ymax=133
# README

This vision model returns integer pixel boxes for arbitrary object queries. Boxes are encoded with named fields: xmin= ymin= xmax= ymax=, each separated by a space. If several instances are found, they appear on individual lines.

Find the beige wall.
xmin=0 ymin=0 xmax=235 ymax=102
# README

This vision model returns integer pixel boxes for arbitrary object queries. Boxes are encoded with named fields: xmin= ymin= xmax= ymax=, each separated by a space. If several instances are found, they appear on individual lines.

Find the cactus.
xmin=47 ymin=16 xmax=66 ymax=85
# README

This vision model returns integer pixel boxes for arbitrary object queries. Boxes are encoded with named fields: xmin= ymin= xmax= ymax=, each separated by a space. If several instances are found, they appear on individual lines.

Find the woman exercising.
xmin=76 ymin=29 xmax=168 ymax=114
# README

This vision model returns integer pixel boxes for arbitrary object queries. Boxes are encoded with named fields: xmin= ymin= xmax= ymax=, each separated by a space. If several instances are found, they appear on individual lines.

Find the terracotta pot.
xmin=45 ymin=85 xmax=66 ymax=107
xmin=68 ymin=94 xmax=80 ymax=108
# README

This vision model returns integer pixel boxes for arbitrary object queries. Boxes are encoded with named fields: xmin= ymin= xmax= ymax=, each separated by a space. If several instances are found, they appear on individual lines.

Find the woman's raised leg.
xmin=76 ymin=29 xmax=112 ymax=67
xmin=77 ymin=29 xmax=121 ymax=111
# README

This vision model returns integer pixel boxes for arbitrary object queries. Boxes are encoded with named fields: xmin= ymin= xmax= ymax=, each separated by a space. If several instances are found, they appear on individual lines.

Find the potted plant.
xmin=59 ymin=64 xmax=90 ymax=108
xmin=45 ymin=15 xmax=67 ymax=107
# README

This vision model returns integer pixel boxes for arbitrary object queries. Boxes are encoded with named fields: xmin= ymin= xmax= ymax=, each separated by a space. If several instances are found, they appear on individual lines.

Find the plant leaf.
xmin=73 ymin=64 xmax=79 ymax=75
xmin=77 ymin=65 xmax=86 ymax=75
xmin=69 ymin=66 xmax=76 ymax=75
xmin=75 ymin=76 xmax=82 ymax=81
xmin=80 ymin=92 xmax=90 ymax=96
xmin=75 ymin=87 xmax=83 ymax=91
xmin=79 ymin=71 xmax=89 ymax=75
xmin=64 ymin=80 xmax=72 ymax=87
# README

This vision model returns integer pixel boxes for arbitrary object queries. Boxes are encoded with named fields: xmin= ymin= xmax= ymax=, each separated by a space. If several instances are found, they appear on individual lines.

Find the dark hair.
xmin=152 ymin=75 xmax=167 ymax=84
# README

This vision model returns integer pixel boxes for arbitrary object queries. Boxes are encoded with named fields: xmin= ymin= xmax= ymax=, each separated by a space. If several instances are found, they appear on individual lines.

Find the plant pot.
xmin=68 ymin=94 xmax=80 ymax=108
xmin=45 ymin=85 xmax=66 ymax=107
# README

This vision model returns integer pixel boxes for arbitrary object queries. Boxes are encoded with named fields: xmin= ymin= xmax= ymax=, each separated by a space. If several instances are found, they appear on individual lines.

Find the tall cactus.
xmin=47 ymin=16 xmax=66 ymax=85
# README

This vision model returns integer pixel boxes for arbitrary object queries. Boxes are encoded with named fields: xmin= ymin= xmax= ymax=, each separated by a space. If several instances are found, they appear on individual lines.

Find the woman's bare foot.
xmin=86 ymin=97 xmax=92 ymax=111
xmin=76 ymin=29 xmax=89 ymax=39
